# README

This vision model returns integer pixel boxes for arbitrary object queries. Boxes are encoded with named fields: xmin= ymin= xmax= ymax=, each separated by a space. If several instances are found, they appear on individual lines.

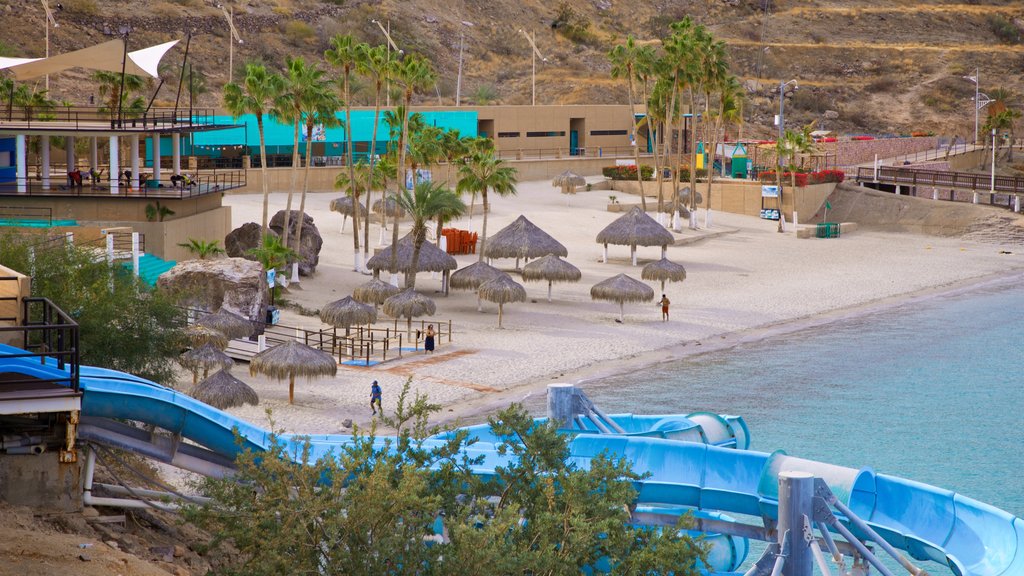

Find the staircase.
xmin=134 ymin=254 xmax=177 ymax=287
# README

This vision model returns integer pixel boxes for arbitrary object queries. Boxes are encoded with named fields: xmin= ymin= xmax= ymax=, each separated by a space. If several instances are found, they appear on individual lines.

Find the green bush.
xmin=988 ymin=14 xmax=1022 ymax=45
xmin=283 ymin=20 xmax=316 ymax=44
xmin=676 ymin=167 xmax=708 ymax=181
xmin=602 ymin=165 xmax=654 ymax=180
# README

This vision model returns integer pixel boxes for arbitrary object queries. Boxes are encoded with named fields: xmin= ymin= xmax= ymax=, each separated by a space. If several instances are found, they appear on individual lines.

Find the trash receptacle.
xmin=816 ymin=222 xmax=840 ymax=238
xmin=266 ymin=305 xmax=280 ymax=325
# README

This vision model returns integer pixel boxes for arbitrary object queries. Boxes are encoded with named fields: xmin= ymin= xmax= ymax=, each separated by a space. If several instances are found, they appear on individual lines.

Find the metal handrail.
xmin=0 ymin=170 xmax=246 ymax=199
xmin=0 ymin=297 xmax=80 ymax=394
xmin=856 ymin=166 xmax=1024 ymax=195
xmin=1 ymin=106 xmax=225 ymax=131
xmin=0 ymin=205 xmax=52 ymax=225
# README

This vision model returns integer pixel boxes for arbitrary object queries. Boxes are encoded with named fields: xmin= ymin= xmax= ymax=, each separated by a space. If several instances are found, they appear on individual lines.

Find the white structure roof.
xmin=0 ymin=39 xmax=178 ymax=81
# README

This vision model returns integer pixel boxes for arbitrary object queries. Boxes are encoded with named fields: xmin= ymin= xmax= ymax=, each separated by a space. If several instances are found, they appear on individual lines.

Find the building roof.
xmin=0 ymin=39 xmax=176 ymax=81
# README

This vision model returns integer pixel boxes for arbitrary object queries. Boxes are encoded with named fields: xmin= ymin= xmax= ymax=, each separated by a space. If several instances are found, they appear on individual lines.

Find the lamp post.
xmin=218 ymin=4 xmax=244 ymax=85
xmin=777 ymin=79 xmax=798 ymax=168
xmin=990 ymin=127 xmax=996 ymax=197
xmin=518 ymin=29 xmax=547 ymax=106
xmin=372 ymin=19 xmax=402 ymax=108
xmin=42 ymin=0 xmax=59 ymax=92
xmin=455 ymin=21 xmax=473 ymax=107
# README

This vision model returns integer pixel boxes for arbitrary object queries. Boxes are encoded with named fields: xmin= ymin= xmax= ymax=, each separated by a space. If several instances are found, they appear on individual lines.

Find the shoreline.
xmin=435 ymin=266 xmax=1024 ymax=427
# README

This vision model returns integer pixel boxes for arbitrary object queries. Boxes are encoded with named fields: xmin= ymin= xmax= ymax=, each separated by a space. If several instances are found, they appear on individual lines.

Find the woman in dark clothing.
xmin=424 ymin=324 xmax=436 ymax=353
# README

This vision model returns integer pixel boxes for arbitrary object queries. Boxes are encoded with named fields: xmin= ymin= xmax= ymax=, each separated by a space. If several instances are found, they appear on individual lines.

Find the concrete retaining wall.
xmin=0 ymin=453 xmax=81 ymax=513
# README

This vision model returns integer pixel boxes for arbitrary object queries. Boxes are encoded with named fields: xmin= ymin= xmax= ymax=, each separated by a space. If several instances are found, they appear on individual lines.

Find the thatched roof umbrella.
xmin=552 ymin=170 xmax=586 ymax=195
xmin=191 ymin=368 xmax=259 ymax=410
xmin=483 ymin=215 xmax=567 ymax=269
xmin=642 ymin=258 xmax=687 ymax=292
xmin=329 ymin=196 xmax=367 ymax=232
xmin=249 ymin=340 xmax=338 ymax=404
xmin=196 ymin=309 xmax=254 ymax=340
xmin=183 ymin=325 xmax=229 ymax=350
xmin=353 ymin=277 xmax=401 ymax=309
xmin=590 ymin=273 xmax=655 ymax=322
xmin=373 ymin=197 xmax=406 ymax=218
xmin=478 ymin=274 xmax=527 ymax=328
xmin=382 ymin=288 xmax=436 ymax=337
xmin=450 ymin=261 xmax=505 ymax=312
xmin=179 ymin=342 xmax=234 ymax=385
xmin=367 ymin=235 xmax=458 ymax=292
xmin=320 ymin=296 xmax=377 ymax=336
xmin=521 ymin=254 xmax=582 ymax=302
xmin=596 ymin=206 xmax=675 ymax=266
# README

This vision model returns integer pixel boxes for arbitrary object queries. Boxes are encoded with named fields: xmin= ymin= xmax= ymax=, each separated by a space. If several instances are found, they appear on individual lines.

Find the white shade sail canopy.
xmin=0 ymin=39 xmax=178 ymax=81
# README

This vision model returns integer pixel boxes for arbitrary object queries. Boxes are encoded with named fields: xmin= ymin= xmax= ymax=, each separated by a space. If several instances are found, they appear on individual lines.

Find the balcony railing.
xmin=1 ymin=106 xmax=228 ymax=131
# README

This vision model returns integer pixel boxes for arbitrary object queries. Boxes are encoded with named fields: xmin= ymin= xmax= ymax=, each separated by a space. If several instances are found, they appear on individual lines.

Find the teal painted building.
xmin=157 ymin=110 xmax=478 ymax=162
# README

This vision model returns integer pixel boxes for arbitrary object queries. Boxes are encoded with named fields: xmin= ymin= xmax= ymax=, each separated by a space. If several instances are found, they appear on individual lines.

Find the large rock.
xmin=157 ymin=257 xmax=268 ymax=326
xmin=270 ymin=210 xmax=323 ymax=276
xmin=224 ymin=222 xmax=277 ymax=261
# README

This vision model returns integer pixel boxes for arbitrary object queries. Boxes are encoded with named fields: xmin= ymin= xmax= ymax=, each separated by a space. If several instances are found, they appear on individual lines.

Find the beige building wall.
xmin=611 ymin=179 xmax=836 ymax=221
xmin=0 ymin=264 xmax=30 ymax=346
xmin=133 ymin=206 xmax=233 ymax=262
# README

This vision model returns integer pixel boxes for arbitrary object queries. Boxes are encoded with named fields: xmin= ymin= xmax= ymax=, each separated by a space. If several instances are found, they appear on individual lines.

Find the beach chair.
xmin=468 ymin=232 xmax=478 ymax=254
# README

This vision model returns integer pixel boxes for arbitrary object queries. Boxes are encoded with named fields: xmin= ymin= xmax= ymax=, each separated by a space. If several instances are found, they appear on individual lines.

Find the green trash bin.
xmin=816 ymin=222 xmax=840 ymax=238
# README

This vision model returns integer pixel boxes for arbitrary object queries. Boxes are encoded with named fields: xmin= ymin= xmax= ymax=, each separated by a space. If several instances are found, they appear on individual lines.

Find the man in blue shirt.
xmin=370 ymin=380 xmax=382 ymax=415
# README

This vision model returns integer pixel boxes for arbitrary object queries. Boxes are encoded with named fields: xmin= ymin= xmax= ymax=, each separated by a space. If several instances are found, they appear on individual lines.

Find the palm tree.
xmin=704 ymin=74 xmax=742 ymax=228
xmin=387 ymin=54 xmax=436 ymax=277
xmin=609 ymin=35 xmax=647 ymax=211
xmin=294 ymin=84 xmax=341 ymax=258
xmin=10 ymin=84 xmax=56 ymax=121
xmin=177 ymin=238 xmax=225 ymax=259
xmin=774 ymin=126 xmax=815 ymax=232
xmin=223 ymin=63 xmax=284 ymax=231
xmin=409 ymin=125 xmax=444 ymax=190
xmin=335 ymin=159 xmax=384 ymax=236
xmin=437 ymin=129 xmax=470 ymax=244
xmin=93 ymin=71 xmax=146 ymax=120
xmin=662 ymin=17 xmax=705 ymax=231
xmin=393 ymin=181 xmax=466 ymax=289
xmin=456 ymin=147 xmax=518 ymax=262
xmin=272 ymin=57 xmax=322 ymax=252
xmin=355 ymin=44 xmax=391 ymax=266
xmin=326 ymin=34 xmax=369 ymax=271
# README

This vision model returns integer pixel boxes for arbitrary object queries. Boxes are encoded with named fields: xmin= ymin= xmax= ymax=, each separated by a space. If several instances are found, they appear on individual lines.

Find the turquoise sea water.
xmin=525 ymin=276 xmax=1024 ymax=518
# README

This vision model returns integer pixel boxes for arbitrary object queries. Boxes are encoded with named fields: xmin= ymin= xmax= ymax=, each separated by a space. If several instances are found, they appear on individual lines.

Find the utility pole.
xmin=42 ymin=0 xmax=59 ymax=92
xmin=372 ymin=19 xmax=402 ymax=108
xmin=518 ymin=29 xmax=546 ymax=106
xmin=219 ymin=3 xmax=243 ymax=85
xmin=455 ymin=29 xmax=465 ymax=106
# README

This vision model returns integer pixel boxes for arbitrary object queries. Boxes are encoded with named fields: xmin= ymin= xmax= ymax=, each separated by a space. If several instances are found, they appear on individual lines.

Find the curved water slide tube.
xmin=1 ymin=348 xmax=1021 ymax=576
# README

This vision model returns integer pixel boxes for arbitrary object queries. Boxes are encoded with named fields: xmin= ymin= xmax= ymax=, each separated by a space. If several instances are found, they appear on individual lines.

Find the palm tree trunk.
xmin=258 ymin=118 xmax=271 ymax=232
xmin=497 ymin=302 xmax=503 ymax=328
xmin=705 ymin=107 xmax=724 ymax=228
xmin=344 ymin=71 xmax=361 ymax=272
xmin=390 ymin=94 xmax=412 ymax=279
xmin=686 ymin=88 xmax=698 ymax=230
xmin=407 ymin=225 xmax=425 ymax=289
xmin=478 ymin=189 xmax=490 ymax=262
xmin=363 ymin=85 xmax=382 ymax=265
xmin=627 ymin=72 xmax=647 ymax=211
xmin=295 ymin=123 xmax=316 ymax=263
xmin=547 ymin=281 xmax=552 ymax=303
xmin=281 ymin=119 xmax=301 ymax=250
xmin=289 ymin=374 xmax=295 ymax=404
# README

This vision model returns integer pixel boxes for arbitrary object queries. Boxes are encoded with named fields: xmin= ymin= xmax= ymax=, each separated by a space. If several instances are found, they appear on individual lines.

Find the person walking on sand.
xmin=658 ymin=294 xmax=671 ymax=322
xmin=370 ymin=380 xmax=382 ymax=415
xmin=424 ymin=324 xmax=436 ymax=354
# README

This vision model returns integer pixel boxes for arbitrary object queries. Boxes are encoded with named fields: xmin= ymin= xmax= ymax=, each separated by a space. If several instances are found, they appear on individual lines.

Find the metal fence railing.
xmin=0 ymin=297 xmax=80 ymax=394
xmin=1 ymin=106 xmax=228 ymax=132
xmin=0 ymin=169 xmax=246 ymax=199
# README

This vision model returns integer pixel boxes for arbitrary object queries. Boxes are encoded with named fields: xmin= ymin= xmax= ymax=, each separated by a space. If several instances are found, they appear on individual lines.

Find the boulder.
xmin=157 ymin=257 xmax=268 ymax=326
xmin=270 ymin=210 xmax=323 ymax=276
xmin=224 ymin=222 xmax=276 ymax=260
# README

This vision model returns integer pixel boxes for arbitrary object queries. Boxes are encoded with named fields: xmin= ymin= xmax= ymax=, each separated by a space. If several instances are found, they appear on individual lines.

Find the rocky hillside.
xmin=5 ymin=0 xmax=1024 ymax=137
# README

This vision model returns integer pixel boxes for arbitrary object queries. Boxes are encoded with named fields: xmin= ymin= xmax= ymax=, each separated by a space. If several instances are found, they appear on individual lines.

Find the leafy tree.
xmin=223 ymin=63 xmax=285 ymax=231
xmin=185 ymin=383 xmax=708 ymax=575
xmin=177 ymin=238 xmax=225 ymax=259
xmin=456 ymin=146 xmax=518 ymax=261
xmin=0 ymin=233 xmax=184 ymax=384
xmin=393 ymin=180 xmax=466 ymax=289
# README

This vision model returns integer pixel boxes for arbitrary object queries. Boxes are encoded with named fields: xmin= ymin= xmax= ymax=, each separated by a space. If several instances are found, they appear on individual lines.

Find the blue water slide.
xmin=1 ymin=346 xmax=1022 ymax=575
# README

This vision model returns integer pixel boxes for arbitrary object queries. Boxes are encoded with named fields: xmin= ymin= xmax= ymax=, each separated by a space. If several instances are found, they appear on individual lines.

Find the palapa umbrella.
xmin=478 ymin=274 xmax=527 ymax=328
xmin=183 ymin=325 xmax=229 ymax=350
xmin=373 ymin=197 xmax=406 ymax=218
xmin=329 ymin=196 xmax=367 ymax=232
xmin=483 ymin=215 xmax=568 ymax=269
xmin=179 ymin=342 xmax=234 ymax=385
xmin=320 ymin=296 xmax=377 ymax=336
xmin=590 ymin=273 xmax=655 ymax=322
xmin=367 ymin=234 xmax=458 ymax=292
xmin=191 ymin=368 xmax=259 ymax=409
xmin=521 ymin=254 xmax=582 ymax=302
xmin=249 ymin=339 xmax=338 ymax=404
xmin=641 ymin=258 xmax=687 ymax=292
xmin=552 ymin=170 xmax=586 ymax=195
xmin=450 ymin=261 xmax=505 ymax=312
xmin=195 ymin=309 xmax=254 ymax=340
xmin=596 ymin=206 xmax=675 ymax=266
xmin=382 ymin=288 xmax=436 ymax=336
xmin=353 ymin=277 xmax=401 ymax=309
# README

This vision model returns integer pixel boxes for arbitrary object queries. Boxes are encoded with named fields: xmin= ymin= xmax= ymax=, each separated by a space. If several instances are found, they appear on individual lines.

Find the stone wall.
xmin=834 ymin=137 xmax=940 ymax=167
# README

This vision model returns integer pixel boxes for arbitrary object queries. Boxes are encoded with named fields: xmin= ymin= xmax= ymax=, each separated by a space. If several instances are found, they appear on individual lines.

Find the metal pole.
xmin=532 ymin=31 xmax=536 ymax=106
xmin=974 ymin=68 xmax=979 ymax=146
xmin=455 ymin=29 xmax=464 ymax=107
xmin=777 ymin=471 xmax=813 ymax=576
xmin=547 ymin=383 xmax=576 ymax=428
xmin=117 ymin=33 xmax=129 ymax=129
xmin=228 ymin=6 xmax=233 ymax=85
xmin=991 ymin=128 xmax=996 ymax=196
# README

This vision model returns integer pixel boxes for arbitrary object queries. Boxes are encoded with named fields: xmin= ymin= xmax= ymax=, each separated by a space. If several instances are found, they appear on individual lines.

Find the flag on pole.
xmin=825 ymin=201 xmax=832 ymax=210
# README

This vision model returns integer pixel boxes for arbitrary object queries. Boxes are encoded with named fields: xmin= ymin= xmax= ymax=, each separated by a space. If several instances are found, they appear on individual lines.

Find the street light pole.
xmin=991 ymin=127 xmax=996 ymax=197
xmin=518 ymin=29 xmax=547 ymax=106
xmin=372 ymin=19 xmax=402 ymax=108
xmin=42 ymin=0 xmax=59 ymax=93
xmin=219 ymin=4 xmax=244 ymax=85
xmin=455 ymin=28 xmax=465 ymax=106
xmin=777 ymin=79 xmax=798 ymax=166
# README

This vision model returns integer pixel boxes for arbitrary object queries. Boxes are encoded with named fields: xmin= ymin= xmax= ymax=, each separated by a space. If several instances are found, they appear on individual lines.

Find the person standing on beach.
xmin=424 ymin=324 xmax=436 ymax=354
xmin=370 ymin=380 xmax=382 ymax=415
xmin=658 ymin=294 xmax=671 ymax=322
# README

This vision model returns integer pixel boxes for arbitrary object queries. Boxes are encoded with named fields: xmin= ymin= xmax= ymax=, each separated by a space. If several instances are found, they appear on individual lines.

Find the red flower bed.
xmin=851 ymin=135 xmax=875 ymax=141
xmin=757 ymin=169 xmax=845 ymax=187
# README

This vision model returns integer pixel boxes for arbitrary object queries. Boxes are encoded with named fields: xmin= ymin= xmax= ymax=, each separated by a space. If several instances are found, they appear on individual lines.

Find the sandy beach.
xmin=213 ymin=180 xmax=1024 ymax=435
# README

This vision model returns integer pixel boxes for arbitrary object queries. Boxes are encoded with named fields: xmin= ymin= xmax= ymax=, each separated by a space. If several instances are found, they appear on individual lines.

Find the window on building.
xmin=497 ymin=132 xmax=520 ymax=138
xmin=526 ymin=131 xmax=566 ymax=138
xmin=590 ymin=130 xmax=628 ymax=136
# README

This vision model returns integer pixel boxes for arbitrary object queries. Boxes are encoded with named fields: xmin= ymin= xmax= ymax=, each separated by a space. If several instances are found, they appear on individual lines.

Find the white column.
xmin=151 ymin=135 xmax=161 ymax=185
xmin=65 ymin=135 xmax=75 ymax=173
xmin=109 ymin=136 xmax=119 ymax=195
xmin=130 ymin=135 xmax=140 ymax=191
xmin=131 ymin=232 xmax=140 ymax=276
xmin=90 ymin=137 xmax=98 ymax=170
xmin=1015 ymin=195 xmax=1021 ymax=213
xmin=41 ymin=137 xmax=51 ymax=190
xmin=172 ymin=133 xmax=181 ymax=176
xmin=932 ymin=187 xmax=938 ymax=201
xmin=15 ymin=134 xmax=26 ymax=193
